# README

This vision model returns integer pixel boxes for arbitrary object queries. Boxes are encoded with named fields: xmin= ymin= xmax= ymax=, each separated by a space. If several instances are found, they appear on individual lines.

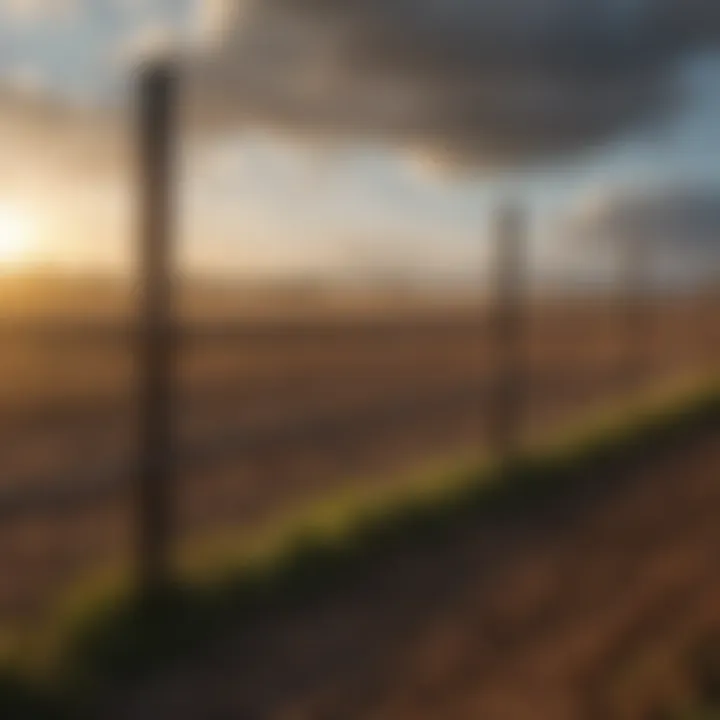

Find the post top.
xmin=137 ymin=57 xmax=179 ymax=88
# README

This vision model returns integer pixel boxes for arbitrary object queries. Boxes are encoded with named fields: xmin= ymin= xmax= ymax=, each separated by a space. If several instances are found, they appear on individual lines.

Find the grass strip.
xmin=1 ymin=378 xmax=719 ymax=718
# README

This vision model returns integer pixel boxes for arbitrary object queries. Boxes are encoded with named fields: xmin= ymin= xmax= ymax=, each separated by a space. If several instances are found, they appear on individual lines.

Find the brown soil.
xmin=102 ymin=429 xmax=720 ymax=720
xmin=0 ymin=301 xmax=717 ymax=619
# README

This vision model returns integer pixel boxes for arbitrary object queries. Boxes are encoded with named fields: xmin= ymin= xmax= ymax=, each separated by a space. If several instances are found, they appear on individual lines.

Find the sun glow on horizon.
xmin=0 ymin=204 xmax=37 ymax=270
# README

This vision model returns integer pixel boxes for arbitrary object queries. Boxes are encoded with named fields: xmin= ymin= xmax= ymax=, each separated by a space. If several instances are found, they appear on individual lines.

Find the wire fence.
xmin=0 ymin=61 xmax=718 ymax=622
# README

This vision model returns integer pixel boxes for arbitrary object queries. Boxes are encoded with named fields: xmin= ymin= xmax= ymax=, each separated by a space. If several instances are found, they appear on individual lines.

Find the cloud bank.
xmin=189 ymin=0 xmax=720 ymax=166
xmin=572 ymin=185 xmax=720 ymax=249
xmin=3 ymin=0 xmax=720 ymax=220
xmin=562 ymin=183 xmax=720 ymax=287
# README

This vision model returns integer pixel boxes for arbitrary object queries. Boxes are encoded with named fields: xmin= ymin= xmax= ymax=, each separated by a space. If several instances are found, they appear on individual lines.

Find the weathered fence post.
xmin=619 ymin=236 xmax=652 ymax=392
xmin=136 ymin=59 xmax=177 ymax=598
xmin=699 ymin=273 xmax=719 ymax=372
xmin=489 ymin=201 xmax=528 ymax=462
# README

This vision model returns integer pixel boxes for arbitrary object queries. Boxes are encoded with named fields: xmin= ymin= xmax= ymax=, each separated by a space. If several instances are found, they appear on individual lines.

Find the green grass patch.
xmin=1 ymin=378 xmax=719 ymax=718
xmin=676 ymin=710 xmax=720 ymax=720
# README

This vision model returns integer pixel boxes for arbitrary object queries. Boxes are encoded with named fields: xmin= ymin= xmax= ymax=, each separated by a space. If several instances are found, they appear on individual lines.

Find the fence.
xmin=0 ymin=60 xmax=718 ymax=621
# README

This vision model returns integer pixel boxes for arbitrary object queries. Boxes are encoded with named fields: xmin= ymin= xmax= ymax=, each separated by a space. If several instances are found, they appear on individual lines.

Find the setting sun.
xmin=0 ymin=204 xmax=36 ymax=269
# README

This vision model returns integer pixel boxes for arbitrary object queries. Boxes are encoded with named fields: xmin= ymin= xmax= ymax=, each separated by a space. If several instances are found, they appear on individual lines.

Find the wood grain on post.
xmin=136 ymin=60 xmax=177 ymax=598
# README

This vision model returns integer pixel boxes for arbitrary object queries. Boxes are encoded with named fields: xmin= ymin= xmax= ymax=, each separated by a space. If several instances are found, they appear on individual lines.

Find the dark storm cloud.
xmin=561 ymin=183 xmax=720 ymax=286
xmin=579 ymin=186 xmax=720 ymax=252
xmin=189 ymin=0 xmax=720 ymax=166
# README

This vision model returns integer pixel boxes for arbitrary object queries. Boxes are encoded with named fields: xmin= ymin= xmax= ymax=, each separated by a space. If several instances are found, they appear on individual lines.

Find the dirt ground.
xmin=0 ymin=299 xmax=717 ymax=618
xmin=102 ymin=428 xmax=720 ymax=720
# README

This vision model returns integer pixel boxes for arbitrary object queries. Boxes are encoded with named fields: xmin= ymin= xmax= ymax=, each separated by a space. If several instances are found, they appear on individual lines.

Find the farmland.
xmin=0 ymin=283 xmax=717 ymax=620
xmin=93 ymin=420 xmax=720 ymax=720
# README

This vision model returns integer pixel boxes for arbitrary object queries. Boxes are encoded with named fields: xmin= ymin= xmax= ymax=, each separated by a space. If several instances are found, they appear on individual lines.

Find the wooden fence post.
xmin=619 ymin=237 xmax=652 ymax=392
xmin=136 ymin=59 xmax=177 ymax=598
xmin=489 ymin=201 xmax=528 ymax=462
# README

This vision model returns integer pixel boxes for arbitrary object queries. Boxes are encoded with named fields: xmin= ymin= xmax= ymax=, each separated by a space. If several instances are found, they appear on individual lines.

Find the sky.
xmin=1 ymin=0 xmax=720 ymax=284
